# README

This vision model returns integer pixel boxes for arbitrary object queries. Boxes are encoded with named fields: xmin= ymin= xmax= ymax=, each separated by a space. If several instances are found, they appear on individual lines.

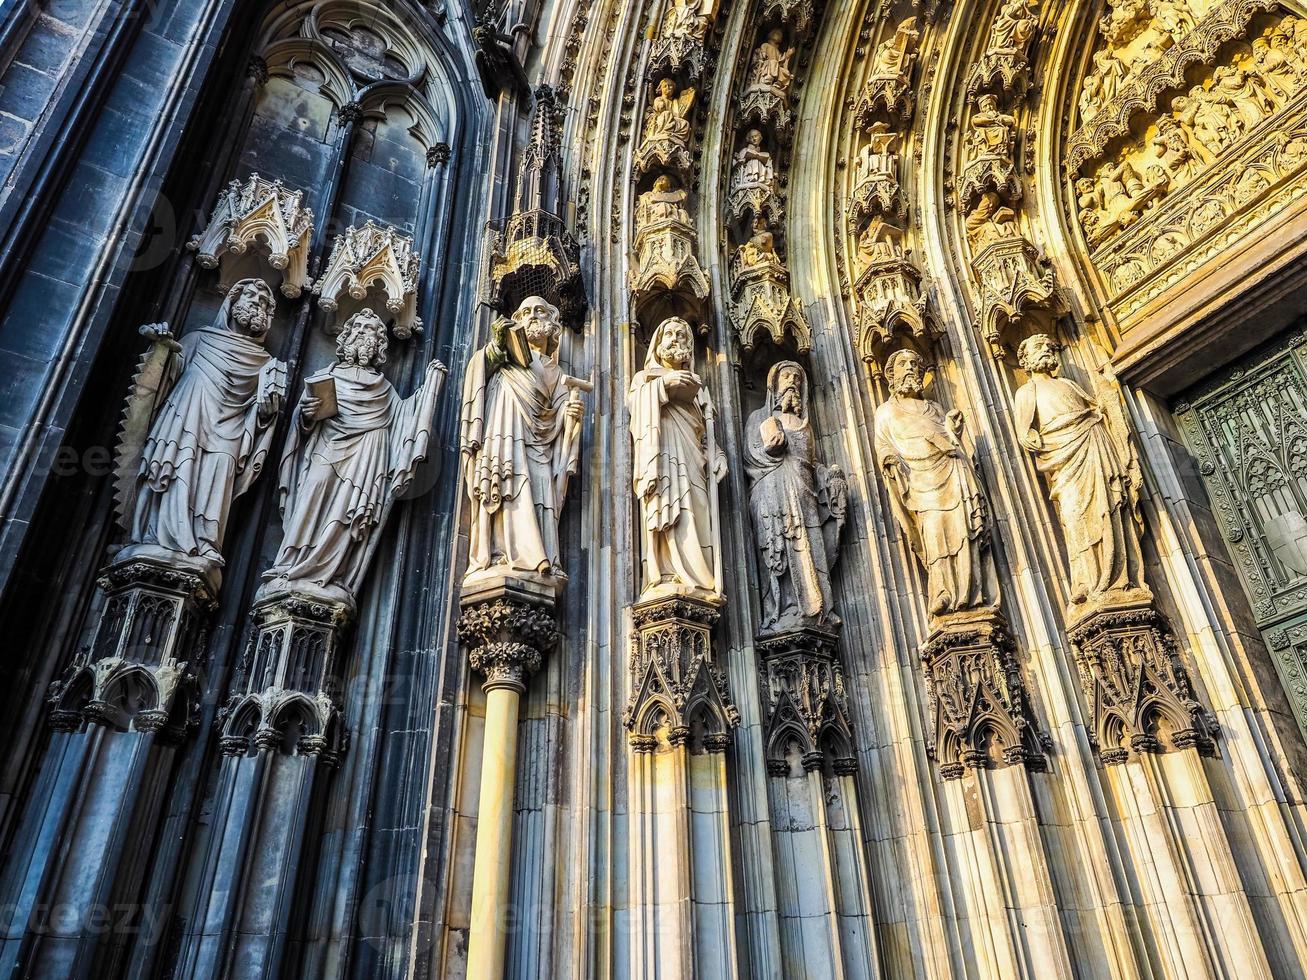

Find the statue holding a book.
xmin=258 ymin=308 xmax=446 ymax=609
xmin=459 ymin=295 xmax=589 ymax=593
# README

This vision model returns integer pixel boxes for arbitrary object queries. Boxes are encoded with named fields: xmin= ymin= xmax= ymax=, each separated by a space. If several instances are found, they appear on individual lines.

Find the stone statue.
xmin=1150 ymin=115 xmax=1202 ymax=183
xmin=459 ymin=296 xmax=586 ymax=590
xmin=661 ymin=0 xmax=706 ymax=40
xmin=115 ymin=278 xmax=285 ymax=589
xmin=870 ymin=17 xmax=918 ymax=82
xmin=629 ymin=316 xmax=726 ymax=601
xmin=745 ymin=361 xmax=846 ymax=634
xmin=644 ymin=78 xmax=695 ymax=147
xmin=853 ymin=123 xmax=899 ymax=196
xmin=966 ymin=94 xmax=1018 ymax=160
xmin=747 ymin=29 xmax=794 ymax=97
xmin=737 ymin=217 xmax=784 ymax=273
xmin=259 ymin=309 xmax=445 ymax=607
xmin=858 ymin=215 xmax=904 ymax=265
xmin=1013 ymin=334 xmax=1146 ymax=608
xmin=637 ymin=175 xmax=691 ymax=226
xmin=1150 ymin=0 xmax=1196 ymax=41
xmin=873 ymin=350 xmax=999 ymax=617
xmin=732 ymin=129 xmax=774 ymax=190
xmin=989 ymin=0 xmax=1038 ymax=54
xmin=965 ymin=190 xmax=1018 ymax=247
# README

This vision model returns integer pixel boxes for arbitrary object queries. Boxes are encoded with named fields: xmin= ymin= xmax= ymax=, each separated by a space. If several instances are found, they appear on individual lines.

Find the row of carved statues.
xmin=117 ymin=278 xmax=445 ymax=610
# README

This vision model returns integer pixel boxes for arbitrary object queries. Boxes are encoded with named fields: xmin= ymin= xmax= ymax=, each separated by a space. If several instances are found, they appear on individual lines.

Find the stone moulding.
xmin=624 ymin=596 xmax=740 ymax=753
xmin=218 ymin=593 xmax=351 ymax=765
xmin=728 ymin=251 xmax=811 ymax=353
xmin=854 ymin=256 xmax=933 ymax=376
xmin=1068 ymin=598 xmax=1218 ymax=765
xmin=47 ymin=558 xmax=212 ymax=741
xmin=314 ymin=220 xmax=422 ymax=338
xmin=187 ymin=174 xmax=315 ymax=298
xmin=920 ymin=609 xmax=1048 ymax=779
xmin=756 ymin=627 xmax=857 ymax=776
xmin=1066 ymin=0 xmax=1280 ymax=172
xmin=969 ymin=234 xmax=1065 ymax=357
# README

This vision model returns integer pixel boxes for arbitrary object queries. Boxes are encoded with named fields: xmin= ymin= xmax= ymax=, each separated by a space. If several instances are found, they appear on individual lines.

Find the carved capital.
xmin=458 ymin=596 xmax=559 ymax=694
xmin=337 ymin=101 xmax=365 ymax=125
xmin=1068 ymin=599 xmax=1218 ymax=764
xmin=247 ymin=55 xmax=269 ymax=85
xmin=920 ymin=610 xmax=1048 ymax=778
xmin=427 ymin=142 xmax=451 ymax=168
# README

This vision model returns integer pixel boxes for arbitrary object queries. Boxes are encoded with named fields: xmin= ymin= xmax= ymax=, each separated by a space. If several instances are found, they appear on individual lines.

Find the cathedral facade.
xmin=2 ymin=0 xmax=1307 ymax=976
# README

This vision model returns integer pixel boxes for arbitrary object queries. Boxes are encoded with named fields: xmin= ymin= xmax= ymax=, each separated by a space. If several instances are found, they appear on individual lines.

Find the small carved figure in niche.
xmin=1078 ymin=71 xmax=1103 ymax=123
xmin=1150 ymin=0 xmax=1196 ymax=42
xmin=116 ymin=278 xmax=285 ymax=588
xmin=261 ymin=309 xmax=445 ymax=607
xmin=745 ymin=361 xmax=846 ymax=634
xmin=1170 ymin=91 xmax=1217 ymax=162
xmin=1013 ymin=334 xmax=1146 ymax=608
xmin=1211 ymin=65 xmax=1274 ymax=130
xmin=1150 ymin=115 xmax=1202 ymax=184
xmin=738 ymin=216 xmax=785 ymax=273
xmin=858 ymin=214 xmax=904 ymax=265
xmin=1182 ymin=84 xmax=1238 ymax=153
xmin=965 ymin=191 xmax=1018 ymax=248
xmin=1099 ymin=152 xmax=1144 ymax=212
xmin=637 ymin=174 xmax=691 ymax=226
xmin=1076 ymin=177 xmax=1108 ymax=240
xmin=629 ymin=316 xmax=727 ymax=601
xmin=746 ymin=28 xmax=794 ymax=98
xmin=460 ymin=296 xmax=586 ymax=589
xmin=1089 ymin=48 xmax=1127 ymax=104
xmin=873 ymin=350 xmax=999 ymax=618
xmin=988 ymin=0 xmax=1039 ymax=55
xmin=853 ymin=123 xmax=899 ymax=196
xmin=870 ymin=17 xmax=919 ymax=82
xmin=644 ymin=78 xmax=695 ymax=147
xmin=732 ymin=129 xmax=775 ymax=191
xmin=661 ymin=0 xmax=706 ymax=41
xmin=966 ymin=94 xmax=1018 ymax=161
xmin=1251 ymin=32 xmax=1297 ymax=102
xmin=1270 ymin=18 xmax=1307 ymax=80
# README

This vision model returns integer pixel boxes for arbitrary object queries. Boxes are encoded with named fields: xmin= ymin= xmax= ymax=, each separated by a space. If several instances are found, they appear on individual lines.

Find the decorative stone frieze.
xmin=757 ymin=628 xmax=857 ymax=776
xmin=47 ymin=558 xmax=211 ymax=741
xmin=314 ymin=220 xmax=422 ymax=338
xmin=218 ymin=593 xmax=350 ymax=765
xmin=922 ymin=609 xmax=1048 ymax=779
xmin=1069 ymin=598 xmax=1217 ymax=764
xmin=187 ymin=174 xmax=314 ymax=298
xmin=624 ymin=595 xmax=739 ymax=752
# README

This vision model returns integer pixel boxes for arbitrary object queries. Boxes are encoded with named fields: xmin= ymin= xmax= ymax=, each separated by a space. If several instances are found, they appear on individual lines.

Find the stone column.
xmin=458 ymin=577 xmax=559 ymax=979
xmin=173 ymin=593 xmax=347 ymax=980
xmin=1 ymin=558 xmax=210 ymax=976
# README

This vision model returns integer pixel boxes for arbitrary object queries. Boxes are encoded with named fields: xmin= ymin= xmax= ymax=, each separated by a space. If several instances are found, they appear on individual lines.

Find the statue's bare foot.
xmin=929 ymin=593 xmax=950 ymax=617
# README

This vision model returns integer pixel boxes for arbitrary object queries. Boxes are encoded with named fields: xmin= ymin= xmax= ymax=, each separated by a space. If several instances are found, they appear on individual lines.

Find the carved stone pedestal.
xmin=1068 ymin=598 xmax=1218 ymax=765
xmin=921 ymin=609 xmax=1048 ymax=779
xmin=458 ymin=575 xmax=560 ymax=980
xmin=624 ymin=595 xmax=739 ymax=752
xmin=218 ymin=593 xmax=350 ymax=762
xmin=757 ymin=627 xmax=857 ymax=776
xmin=48 ymin=557 xmax=211 ymax=739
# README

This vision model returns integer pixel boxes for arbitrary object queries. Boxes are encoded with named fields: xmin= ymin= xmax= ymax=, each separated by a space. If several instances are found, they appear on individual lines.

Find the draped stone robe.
xmin=745 ymin=407 xmax=839 ymax=633
xmin=128 ymin=325 xmax=278 ymax=575
xmin=1013 ymin=372 xmax=1144 ymax=605
xmin=460 ymin=340 xmax=578 ymax=583
xmin=873 ymin=395 xmax=998 ymax=616
xmin=629 ymin=364 xmax=722 ymax=598
xmin=265 ymin=360 xmax=442 ymax=605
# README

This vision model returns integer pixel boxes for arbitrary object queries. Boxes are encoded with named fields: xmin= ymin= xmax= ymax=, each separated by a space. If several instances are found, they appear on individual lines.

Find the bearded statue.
xmin=459 ymin=296 xmax=586 ymax=592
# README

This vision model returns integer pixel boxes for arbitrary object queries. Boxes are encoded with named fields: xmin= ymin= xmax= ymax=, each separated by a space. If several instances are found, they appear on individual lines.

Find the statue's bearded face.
xmin=657 ymin=324 xmax=692 ymax=368
xmin=230 ymin=283 xmax=274 ymax=337
xmin=339 ymin=314 xmax=388 ymax=367
xmin=515 ymin=297 xmax=560 ymax=351
xmin=1018 ymin=336 xmax=1059 ymax=375
xmin=888 ymin=353 xmax=924 ymax=395
xmin=776 ymin=367 xmax=803 ymax=414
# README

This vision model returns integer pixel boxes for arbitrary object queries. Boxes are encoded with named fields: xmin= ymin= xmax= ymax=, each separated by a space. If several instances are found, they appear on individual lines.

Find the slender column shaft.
xmin=467 ymin=683 xmax=523 ymax=979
